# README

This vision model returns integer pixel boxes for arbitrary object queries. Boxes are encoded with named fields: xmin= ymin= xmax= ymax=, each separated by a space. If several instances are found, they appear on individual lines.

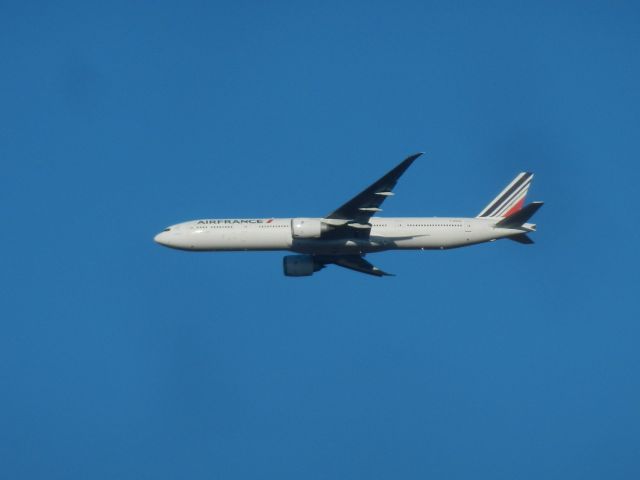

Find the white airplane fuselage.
xmin=153 ymin=217 xmax=528 ymax=254
xmin=154 ymin=154 xmax=542 ymax=276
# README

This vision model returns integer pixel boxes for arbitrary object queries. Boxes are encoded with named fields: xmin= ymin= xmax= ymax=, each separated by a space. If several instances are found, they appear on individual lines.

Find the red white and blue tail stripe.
xmin=477 ymin=172 xmax=534 ymax=218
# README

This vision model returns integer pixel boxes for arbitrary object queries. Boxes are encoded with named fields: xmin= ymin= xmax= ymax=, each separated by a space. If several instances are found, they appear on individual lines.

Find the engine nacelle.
xmin=291 ymin=218 xmax=327 ymax=239
xmin=283 ymin=255 xmax=321 ymax=277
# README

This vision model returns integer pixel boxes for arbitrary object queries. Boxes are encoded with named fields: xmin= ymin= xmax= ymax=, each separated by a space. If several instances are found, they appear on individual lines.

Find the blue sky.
xmin=2 ymin=1 xmax=639 ymax=479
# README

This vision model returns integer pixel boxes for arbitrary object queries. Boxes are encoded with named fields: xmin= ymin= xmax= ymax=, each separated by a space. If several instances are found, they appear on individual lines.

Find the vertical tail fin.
xmin=495 ymin=201 xmax=543 ymax=228
xmin=477 ymin=172 xmax=534 ymax=218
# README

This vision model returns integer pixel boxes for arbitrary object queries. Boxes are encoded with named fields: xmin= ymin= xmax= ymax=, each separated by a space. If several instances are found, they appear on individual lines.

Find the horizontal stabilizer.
xmin=496 ymin=202 xmax=543 ymax=228
xmin=509 ymin=233 xmax=534 ymax=244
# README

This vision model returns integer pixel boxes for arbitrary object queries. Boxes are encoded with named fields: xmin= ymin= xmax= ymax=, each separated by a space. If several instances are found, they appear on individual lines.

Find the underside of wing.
xmin=316 ymin=255 xmax=394 ymax=277
xmin=323 ymin=152 xmax=423 ymax=239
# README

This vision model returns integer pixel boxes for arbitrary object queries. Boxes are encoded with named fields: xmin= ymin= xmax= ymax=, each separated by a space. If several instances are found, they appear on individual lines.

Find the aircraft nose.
xmin=154 ymin=231 xmax=170 ymax=246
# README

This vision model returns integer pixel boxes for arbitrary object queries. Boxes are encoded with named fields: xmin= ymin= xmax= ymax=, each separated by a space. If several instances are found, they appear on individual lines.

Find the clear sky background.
xmin=2 ymin=1 xmax=639 ymax=479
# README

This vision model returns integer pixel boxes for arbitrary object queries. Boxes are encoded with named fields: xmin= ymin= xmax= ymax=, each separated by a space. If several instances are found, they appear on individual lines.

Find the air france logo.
xmin=197 ymin=219 xmax=274 ymax=224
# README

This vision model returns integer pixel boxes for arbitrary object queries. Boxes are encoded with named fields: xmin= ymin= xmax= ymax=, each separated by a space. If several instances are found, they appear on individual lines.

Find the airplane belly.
xmin=392 ymin=229 xmax=471 ymax=250
xmin=197 ymin=230 xmax=239 ymax=250
xmin=241 ymin=230 xmax=292 ymax=250
xmin=188 ymin=225 xmax=292 ymax=251
xmin=291 ymin=238 xmax=385 ymax=255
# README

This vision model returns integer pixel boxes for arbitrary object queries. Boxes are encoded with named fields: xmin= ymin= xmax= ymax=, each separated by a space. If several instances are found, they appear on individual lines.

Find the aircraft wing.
xmin=316 ymin=255 xmax=394 ymax=277
xmin=323 ymin=153 xmax=423 ymax=238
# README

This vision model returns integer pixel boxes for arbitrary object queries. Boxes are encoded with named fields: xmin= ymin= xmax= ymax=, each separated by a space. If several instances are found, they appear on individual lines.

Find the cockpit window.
xmin=163 ymin=228 xmax=171 ymax=232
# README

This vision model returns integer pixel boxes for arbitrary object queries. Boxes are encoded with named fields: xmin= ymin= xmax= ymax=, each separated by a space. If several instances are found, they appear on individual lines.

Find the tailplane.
xmin=508 ymin=233 xmax=534 ymax=244
xmin=477 ymin=172 xmax=533 ymax=218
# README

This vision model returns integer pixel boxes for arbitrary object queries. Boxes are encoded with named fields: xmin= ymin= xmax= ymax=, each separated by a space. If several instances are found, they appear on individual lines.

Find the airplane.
xmin=154 ymin=153 xmax=543 ymax=277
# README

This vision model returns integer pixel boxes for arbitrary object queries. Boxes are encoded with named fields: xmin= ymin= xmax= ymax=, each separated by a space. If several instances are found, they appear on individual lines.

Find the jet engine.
xmin=283 ymin=255 xmax=323 ymax=277
xmin=291 ymin=218 xmax=329 ymax=239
